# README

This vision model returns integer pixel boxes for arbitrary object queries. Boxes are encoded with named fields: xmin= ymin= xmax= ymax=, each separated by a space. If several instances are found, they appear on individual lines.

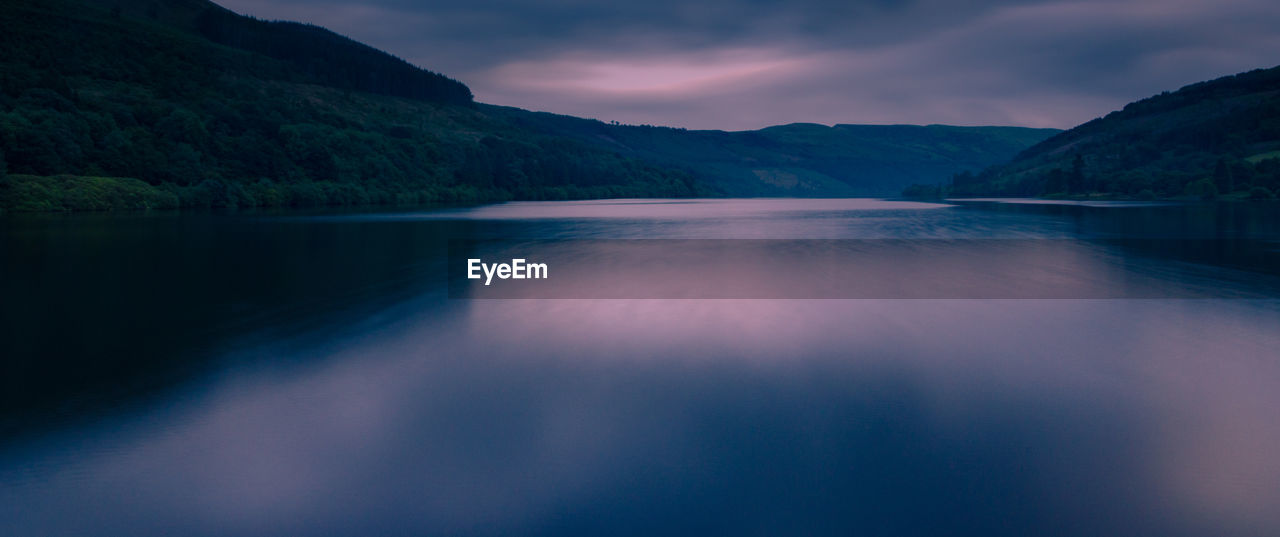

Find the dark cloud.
xmin=217 ymin=0 xmax=1280 ymax=129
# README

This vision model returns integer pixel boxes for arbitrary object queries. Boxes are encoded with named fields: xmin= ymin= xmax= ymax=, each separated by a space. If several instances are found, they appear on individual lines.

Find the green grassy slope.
xmin=951 ymin=65 xmax=1280 ymax=199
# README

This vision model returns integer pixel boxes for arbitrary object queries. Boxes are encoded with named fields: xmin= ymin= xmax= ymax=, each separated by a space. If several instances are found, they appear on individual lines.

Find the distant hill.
xmin=495 ymin=109 xmax=1058 ymax=196
xmin=946 ymin=65 xmax=1280 ymax=200
xmin=1 ymin=0 xmax=1055 ymax=211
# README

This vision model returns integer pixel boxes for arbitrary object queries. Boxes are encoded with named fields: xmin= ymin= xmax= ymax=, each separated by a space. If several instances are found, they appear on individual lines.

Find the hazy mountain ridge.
xmin=493 ymin=109 xmax=1059 ymax=196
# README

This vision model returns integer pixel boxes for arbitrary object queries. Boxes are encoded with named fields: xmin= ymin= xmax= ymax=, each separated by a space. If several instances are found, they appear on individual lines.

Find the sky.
xmin=216 ymin=0 xmax=1280 ymax=131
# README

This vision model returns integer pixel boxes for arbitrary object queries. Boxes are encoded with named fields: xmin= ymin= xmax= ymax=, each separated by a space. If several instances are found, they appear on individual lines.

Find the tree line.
xmin=194 ymin=7 xmax=473 ymax=106
xmin=0 ymin=0 xmax=713 ymax=212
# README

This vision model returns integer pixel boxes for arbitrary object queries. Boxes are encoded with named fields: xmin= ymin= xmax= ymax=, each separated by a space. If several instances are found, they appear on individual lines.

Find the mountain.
xmin=0 ymin=0 xmax=1055 ymax=211
xmin=493 ymin=108 xmax=1058 ymax=196
xmin=0 ymin=0 xmax=709 ymax=209
xmin=947 ymin=65 xmax=1280 ymax=200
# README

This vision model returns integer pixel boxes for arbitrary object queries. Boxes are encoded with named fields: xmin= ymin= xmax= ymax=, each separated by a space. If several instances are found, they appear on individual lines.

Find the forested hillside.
xmin=0 ymin=0 xmax=707 ymax=210
xmin=193 ymin=7 xmax=473 ymax=105
xmin=0 ymin=0 xmax=1055 ymax=211
xmin=940 ymin=65 xmax=1280 ymax=200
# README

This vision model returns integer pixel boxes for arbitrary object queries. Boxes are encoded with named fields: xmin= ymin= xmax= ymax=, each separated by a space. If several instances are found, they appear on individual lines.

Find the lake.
xmin=2 ymin=198 xmax=1280 ymax=536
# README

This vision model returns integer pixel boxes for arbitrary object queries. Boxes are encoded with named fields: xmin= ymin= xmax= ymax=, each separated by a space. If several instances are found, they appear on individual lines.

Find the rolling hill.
xmin=495 ymin=108 xmax=1058 ymax=196
xmin=947 ymin=65 xmax=1280 ymax=199
xmin=0 ymin=0 xmax=712 ymax=209
xmin=1 ymin=0 xmax=1057 ymax=211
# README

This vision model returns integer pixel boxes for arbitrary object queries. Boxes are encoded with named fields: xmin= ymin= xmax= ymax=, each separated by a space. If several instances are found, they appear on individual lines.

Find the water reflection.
xmin=2 ymin=200 xmax=1280 ymax=536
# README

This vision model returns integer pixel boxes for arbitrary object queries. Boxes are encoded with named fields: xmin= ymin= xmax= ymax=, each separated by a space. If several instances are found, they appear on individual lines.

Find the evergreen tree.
xmin=1068 ymin=154 xmax=1086 ymax=194
xmin=1213 ymin=158 xmax=1235 ymax=193
xmin=1044 ymin=168 xmax=1066 ymax=194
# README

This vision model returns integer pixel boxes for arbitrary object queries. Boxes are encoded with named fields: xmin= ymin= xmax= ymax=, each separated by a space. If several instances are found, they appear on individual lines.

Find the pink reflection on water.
xmin=3 ymin=298 xmax=1279 ymax=535
xmin=456 ymin=198 xmax=953 ymax=220
xmin=465 ymin=297 xmax=1280 ymax=530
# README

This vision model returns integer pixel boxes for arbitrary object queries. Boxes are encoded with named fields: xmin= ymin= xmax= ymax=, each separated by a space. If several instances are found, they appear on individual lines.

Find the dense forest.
xmin=907 ymin=65 xmax=1280 ymax=200
xmin=0 ymin=0 xmax=1056 ymax=212
xmin=0 ymin=0 xmax=709 ymax=211
xmin=193 ymin=7 xmax=473 ymax=105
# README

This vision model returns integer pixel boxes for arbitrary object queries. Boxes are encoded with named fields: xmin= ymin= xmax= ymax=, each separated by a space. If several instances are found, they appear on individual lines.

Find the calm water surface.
xmin=2 ymin=199 xmax=1280 ymax=536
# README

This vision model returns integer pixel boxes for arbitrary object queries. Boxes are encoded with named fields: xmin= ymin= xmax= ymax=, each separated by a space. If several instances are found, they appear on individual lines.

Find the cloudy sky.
xmin=217 ymin=0 xmax=1280 ymax=130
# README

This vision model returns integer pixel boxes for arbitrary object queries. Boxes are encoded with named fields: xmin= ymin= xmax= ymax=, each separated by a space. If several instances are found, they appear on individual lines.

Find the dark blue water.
xmin=2 ymin=199 xmax=1279 ymax=536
